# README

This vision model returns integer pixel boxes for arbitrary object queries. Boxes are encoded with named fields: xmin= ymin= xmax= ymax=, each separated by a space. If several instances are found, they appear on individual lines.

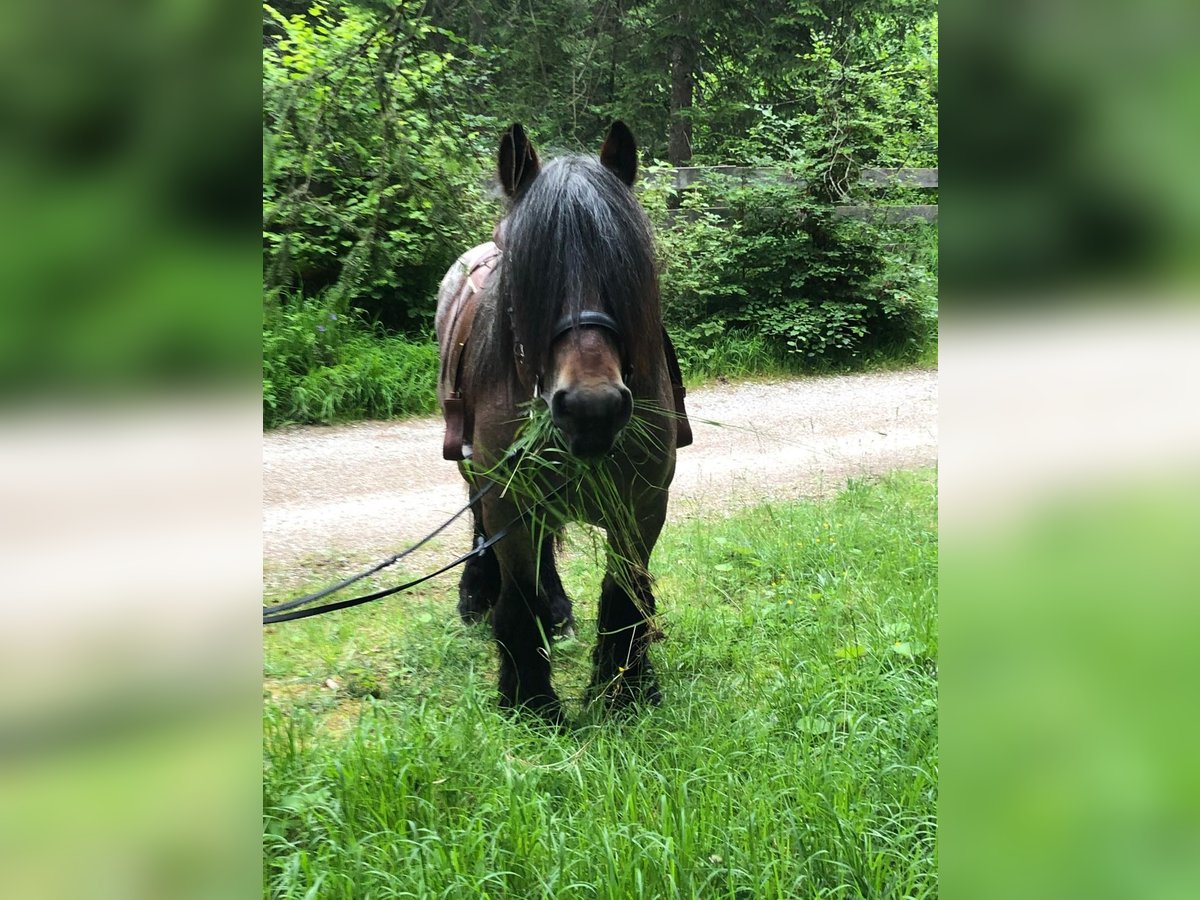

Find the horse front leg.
xmin=539 ymin=533 xmax=576 ymax=639
xmin=589 ymin=570 xmax=662 ymax=708
xmin=485 ymin=512 xmax=563 ymax=724
xmin=493 ymin=571 xmax=563 ymax=723
xmin=588 ymin=502 xmax=666 ymax=708
xmin=458 ymin=510 xmax=500 ymax=624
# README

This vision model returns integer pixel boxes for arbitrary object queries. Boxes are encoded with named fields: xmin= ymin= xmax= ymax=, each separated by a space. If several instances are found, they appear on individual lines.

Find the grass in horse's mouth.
xmin=461 ymin=400 xmax=665 ymax=600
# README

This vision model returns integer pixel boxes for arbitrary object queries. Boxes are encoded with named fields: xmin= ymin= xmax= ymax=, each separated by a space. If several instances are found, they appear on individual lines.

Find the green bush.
xmin=263 ymin=293 xmax=437 ymax=427
xmin=644 ymin=171 xmax=937 ymax=375
xmin=263 ymin=2 xmax=497 ymax=330
xmin=696 ymin=14 xmax=938 ymax=170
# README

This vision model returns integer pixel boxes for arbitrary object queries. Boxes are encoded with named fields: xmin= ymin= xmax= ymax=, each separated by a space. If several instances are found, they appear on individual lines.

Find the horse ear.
xmin=600 ymin=120 xmax=637 ymax=186
xmin=498 ymin=123 xmax=540 ymax=197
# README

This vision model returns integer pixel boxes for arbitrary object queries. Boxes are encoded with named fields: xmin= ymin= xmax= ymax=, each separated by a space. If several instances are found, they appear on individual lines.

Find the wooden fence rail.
xmin=656 ymin=166 xmax=938 ymax=224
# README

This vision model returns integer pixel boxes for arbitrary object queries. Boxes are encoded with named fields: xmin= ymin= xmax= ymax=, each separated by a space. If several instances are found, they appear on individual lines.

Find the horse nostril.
xmin=617 ymin=386 xmax=633 ymax=428
xmin=550 ymin=389 xmax=571 ymax=423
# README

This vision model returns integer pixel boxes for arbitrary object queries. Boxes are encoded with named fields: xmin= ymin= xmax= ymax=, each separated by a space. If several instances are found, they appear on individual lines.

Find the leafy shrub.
xmin=264 ymin=2 xmax=497 ymax=330
xmin=693 ymin=13 xmax=938 ymax=170
xmin=263 ymin=293 xmax=437 ymax=427
xmin=644 ymin=170 xmax=936 ymax=374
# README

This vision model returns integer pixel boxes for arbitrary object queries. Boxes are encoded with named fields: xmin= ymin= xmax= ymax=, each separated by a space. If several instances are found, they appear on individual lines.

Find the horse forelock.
xmin=492 ymin=155 xmax=662 ymax=392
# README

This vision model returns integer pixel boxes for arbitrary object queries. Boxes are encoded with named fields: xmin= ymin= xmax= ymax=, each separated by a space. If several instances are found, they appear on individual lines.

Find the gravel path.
xmin=263 ymin=369 xmax=937 ymax=589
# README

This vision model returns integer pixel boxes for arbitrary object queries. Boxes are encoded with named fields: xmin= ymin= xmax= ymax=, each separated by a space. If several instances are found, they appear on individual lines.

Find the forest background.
xmin=263 ymin=0 xmax=939 ymax=426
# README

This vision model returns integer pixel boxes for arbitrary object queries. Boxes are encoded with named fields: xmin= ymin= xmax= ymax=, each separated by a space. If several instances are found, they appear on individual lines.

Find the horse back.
xmin=435 ymin=242 xmax=501 ymax=370
xmin=436 ymin=241 xmax=501 ymax=461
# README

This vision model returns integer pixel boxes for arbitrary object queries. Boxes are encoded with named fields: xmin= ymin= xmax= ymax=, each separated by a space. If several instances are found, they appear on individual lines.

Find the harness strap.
xmin=442 ymin=246 xmax=501 ymax=461
xmin=264 ymin=523 xmax=510 ymax=624
xmin=661 ymin=327 xmax=693 ymax=448
xmin=262 ymin=479 xmax=495 ymax=618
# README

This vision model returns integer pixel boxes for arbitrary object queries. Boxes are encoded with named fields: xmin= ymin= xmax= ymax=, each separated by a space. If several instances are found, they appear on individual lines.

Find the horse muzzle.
xmin=549 ymin=383 xmax=633 ymax=458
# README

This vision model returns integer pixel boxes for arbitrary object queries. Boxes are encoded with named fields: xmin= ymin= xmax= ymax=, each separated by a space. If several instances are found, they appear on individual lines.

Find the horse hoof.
xmin=535 ymin=703 xmax=567 ymax=729
xmin=457 ymin=591 xmax=492 ymax=625
xmin=499 ymin=692 xmax=564 ymax=727
xmin=458 ymin=608 xmax=489 ymax=626
xmin=587 ymin=668 xmax=661 ymax=711
xmin=552 ymin=621 xmax=576 ymax=641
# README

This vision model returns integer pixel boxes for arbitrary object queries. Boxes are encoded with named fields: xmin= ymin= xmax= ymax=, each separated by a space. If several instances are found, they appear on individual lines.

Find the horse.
xmin=434 ymin=122 xmax=685 ymax=724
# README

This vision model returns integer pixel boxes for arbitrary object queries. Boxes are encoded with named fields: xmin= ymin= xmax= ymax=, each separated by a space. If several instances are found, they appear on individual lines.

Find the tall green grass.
xmin=277 ymin=334 xmax=438 ymax=426
xmin=678 ymin=331 xmax=799 ymax=383
xmin=678 ymin=328 xmax=938 ymax=385
xmin=263 ymin=294 xmax=439 ymax=427
xmin=263 ymin=469 xmax=937 ymax=898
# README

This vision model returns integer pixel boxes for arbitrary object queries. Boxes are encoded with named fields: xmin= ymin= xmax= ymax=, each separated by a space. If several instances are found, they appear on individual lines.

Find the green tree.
xmin=263 ymin=1 xmax=496 ymax=329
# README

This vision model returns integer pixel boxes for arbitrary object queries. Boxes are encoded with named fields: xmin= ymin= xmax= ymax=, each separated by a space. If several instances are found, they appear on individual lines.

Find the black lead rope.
xmin=263 ymin=521 xmax=510 ymax=625
xmin=262 ymin=475 xmax=567 ymax=626
xmin=262 ymin=479 xmax=496 ymax=618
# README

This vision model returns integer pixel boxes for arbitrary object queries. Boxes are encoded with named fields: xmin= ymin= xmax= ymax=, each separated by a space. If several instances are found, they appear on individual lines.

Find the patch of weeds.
xmin=338 ymin=662 xmax=386 ymax=699
xmin=263 ymin=470 xmax=938 ymax=899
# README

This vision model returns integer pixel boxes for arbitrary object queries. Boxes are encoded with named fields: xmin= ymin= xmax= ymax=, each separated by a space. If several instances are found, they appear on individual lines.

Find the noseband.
xmin=545 ymin=311 xmax=626 ymax=389
xmin=551 ymin=310 xmax=622 ymax=344
xmin=511 ymin=307 xmax=626 ymax=396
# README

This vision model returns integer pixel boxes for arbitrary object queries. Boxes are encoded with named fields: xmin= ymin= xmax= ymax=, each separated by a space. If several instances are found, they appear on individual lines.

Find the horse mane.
xmin=478 ymin=155 xmax=662 ymax=395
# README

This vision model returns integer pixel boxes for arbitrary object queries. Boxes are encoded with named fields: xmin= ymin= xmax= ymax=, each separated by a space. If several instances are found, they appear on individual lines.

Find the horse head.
xmin=497 ymin=121 xmax=656 ymax=459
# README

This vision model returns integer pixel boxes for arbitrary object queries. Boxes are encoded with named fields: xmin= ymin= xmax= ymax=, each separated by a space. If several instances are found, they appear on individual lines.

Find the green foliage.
xmin=263 ymin=293 xmax=437 ymax=426
xmin=263 ymin=470 xmax=938 ymax=898
xmin=260 ymin=1 xmax=939 ymax=426
xmin=375 ymin=1 xmax=937 ymax=166
xmin=263 ymin=2 xmax=498 ymax=329
xmin=697 ymin=11 xmax=939 ymax=170
xmin=644 ymin=170 xmax=937 ymax=373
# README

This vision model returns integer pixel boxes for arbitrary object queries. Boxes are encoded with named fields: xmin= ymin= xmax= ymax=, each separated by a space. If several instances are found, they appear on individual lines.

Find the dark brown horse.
xmin=435 ymin=122 xmax=680 ymax=723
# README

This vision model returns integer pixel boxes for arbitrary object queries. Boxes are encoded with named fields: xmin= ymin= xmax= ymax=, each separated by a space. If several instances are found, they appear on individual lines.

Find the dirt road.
xmin=263 ymin=369 xmax=937 ymax=588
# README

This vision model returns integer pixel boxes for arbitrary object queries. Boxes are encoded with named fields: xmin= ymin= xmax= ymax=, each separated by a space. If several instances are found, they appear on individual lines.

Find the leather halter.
xmin=441 ymin=233 xmax=692 ymax=461
xmin=517 ymin=310 xmax=626 ymax=393
xmin=551 ymin=310 xmax=622 ymax=343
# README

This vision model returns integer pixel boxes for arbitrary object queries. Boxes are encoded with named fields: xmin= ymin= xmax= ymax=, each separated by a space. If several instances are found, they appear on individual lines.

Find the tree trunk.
xmin=668 ymin=36 xmax=696 ymax=165
xmin=468 ymin=7 xmax=485 ymax=44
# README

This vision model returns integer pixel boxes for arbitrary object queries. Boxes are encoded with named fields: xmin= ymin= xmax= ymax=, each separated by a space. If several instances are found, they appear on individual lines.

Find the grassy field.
xmin=263 ymin=469 xmax=938 ymax=898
